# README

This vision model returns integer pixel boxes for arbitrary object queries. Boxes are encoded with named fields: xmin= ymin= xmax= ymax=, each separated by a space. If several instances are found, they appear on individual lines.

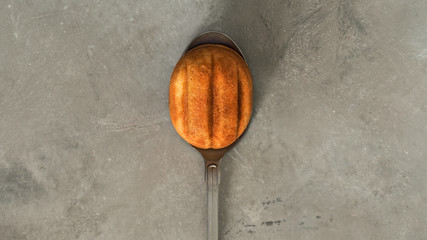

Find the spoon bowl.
xmin=183 ymin=31 xmax=250 ymax=171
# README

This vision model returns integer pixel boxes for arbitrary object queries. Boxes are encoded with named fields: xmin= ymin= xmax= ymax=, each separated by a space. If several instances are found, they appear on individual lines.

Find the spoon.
xmin=181 ymin=31 xmax=251 ymax=240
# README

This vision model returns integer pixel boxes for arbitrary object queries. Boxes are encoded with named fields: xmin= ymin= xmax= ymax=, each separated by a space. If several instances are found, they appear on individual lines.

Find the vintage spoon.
xmin=181 ymin=31 xmax=251 ymax=240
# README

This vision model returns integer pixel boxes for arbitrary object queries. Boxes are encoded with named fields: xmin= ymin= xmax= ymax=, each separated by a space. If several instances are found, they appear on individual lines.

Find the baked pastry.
xmin=169 ymin=44 xmax=253 ymax=149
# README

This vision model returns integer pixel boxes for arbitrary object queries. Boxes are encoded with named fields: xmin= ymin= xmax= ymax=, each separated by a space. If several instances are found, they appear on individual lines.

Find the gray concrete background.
xmin=1 ymin=0 xmax=426 ymax=239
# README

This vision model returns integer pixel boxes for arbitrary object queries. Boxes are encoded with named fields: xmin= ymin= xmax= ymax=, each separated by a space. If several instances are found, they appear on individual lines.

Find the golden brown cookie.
xmin=169 ymin=44 xmax=253 ymax=149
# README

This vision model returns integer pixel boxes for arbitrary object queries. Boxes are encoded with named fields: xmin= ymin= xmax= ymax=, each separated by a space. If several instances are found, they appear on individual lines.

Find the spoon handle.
xmin=207 ymin=164 xmax=220 ymax=240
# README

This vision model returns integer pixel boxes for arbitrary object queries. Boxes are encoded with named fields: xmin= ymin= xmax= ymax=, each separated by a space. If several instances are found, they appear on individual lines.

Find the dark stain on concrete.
xmin=262 ymin=197 xmax=284 ymax=209
xmin=0 ymin=163 xmax=45 ymax=204
xmin=261 ymin=220 xmax=283 ymax=226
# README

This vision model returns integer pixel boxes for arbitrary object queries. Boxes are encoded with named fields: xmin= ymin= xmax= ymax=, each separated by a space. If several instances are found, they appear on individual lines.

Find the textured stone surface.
xmin=1 ymin=0 xmax=426 ymax=239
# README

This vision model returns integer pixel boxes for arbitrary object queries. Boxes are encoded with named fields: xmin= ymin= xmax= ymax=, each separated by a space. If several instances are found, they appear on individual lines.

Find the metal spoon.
xmin=182 ymin=31 xmax=250 ymax=240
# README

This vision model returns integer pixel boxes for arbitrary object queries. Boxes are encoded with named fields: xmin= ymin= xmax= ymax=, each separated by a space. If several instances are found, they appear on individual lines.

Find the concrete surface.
xmin=1 ymin=0 xmax=426 ymax=239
